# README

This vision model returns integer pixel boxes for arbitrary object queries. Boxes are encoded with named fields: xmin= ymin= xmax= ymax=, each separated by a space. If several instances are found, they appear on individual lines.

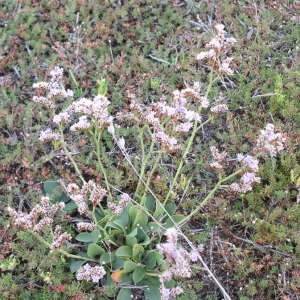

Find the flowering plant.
xmin=8 ymin=25 xmax=286 ymax=299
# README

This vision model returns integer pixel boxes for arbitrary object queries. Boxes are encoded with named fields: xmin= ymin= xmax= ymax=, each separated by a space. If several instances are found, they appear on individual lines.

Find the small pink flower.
xmin=189 ymin=251 xmax=199 ymax=262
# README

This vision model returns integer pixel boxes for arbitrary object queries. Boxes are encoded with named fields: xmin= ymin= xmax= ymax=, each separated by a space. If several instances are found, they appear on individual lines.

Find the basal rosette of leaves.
xmin=7 ymin=25 xmax=287 ymax=300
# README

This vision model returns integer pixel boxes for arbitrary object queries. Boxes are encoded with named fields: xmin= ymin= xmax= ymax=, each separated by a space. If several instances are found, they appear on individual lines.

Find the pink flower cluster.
xmin=254 ymin=123 xmax=286 ymax=157
xmin=197 ymin=24 xmax=237 ymax=75
xmin=126 ymin=94 xmax=180 ymax=152
xmin=237 ymin=154 xmax=259 ymax=172
xmin=39 ymin=128 xmax=61 ymax=142
xmin=77 ymin=222 xmax=97 ymax=232
xmin=209 ymin=146 xmax=227 ymax=170
xmin=70 ymin=116 xmax=91 ymax=131
xmin=32 ymin=66 xmax=74 ymax=109
xmin=123 ymin=83 xmax=206 ymax=152
xmin=57 ymin=94 xmax=112 ymax=131
xmin=67 ymin=181 xmax=107 ymax=214
xmin=229 ymin=171 xmax=261 ymax=193
xmin=108 ymin=193 xmax=131 ymax=215
xmin=76 ymin=263 xmax=106 ymax=283
xmin=157 ymin=228 xmax=203 ymax=299
xmin=32 ymin=67 xmax=112 ymax=144
xmin=210 ymin=103 xmax=229 ymax=114
xmin=228 ymin=152 xmax=261 ymax=192
xmin=229 ymin=124 xmax=285 ymax=192
xmin=160 ymin=286 xmax=183 ymax=300
xmin=50 ymin=225 xmax=72 ymax=251
xmin=7 ymin=196 xmax=65 ymax=233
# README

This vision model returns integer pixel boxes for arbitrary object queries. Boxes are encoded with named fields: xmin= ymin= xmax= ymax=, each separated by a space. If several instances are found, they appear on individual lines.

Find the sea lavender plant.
xmin=8 ymin=24 xmax=286 ymax=300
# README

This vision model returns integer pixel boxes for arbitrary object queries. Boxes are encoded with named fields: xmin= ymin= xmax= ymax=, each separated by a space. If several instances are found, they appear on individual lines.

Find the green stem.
xmin=90 ymin=208 xmax=119 ymax=247
xmin=163 ymin=68 xmax=218 ymax=205
xmin=163 ymin=115 xmax=214 ymax=205
xmin=30 ymin=231 xmax=98 ymax=263
xmin=205 ymin=69 xmax=219 ymax=99
xmin=178 ymin=168 xmax=244 ymax=225
xmin=58 ymin=125 xmax=86 ymax=184
xmin=134 ymin=135 xmax=156 ymax=200
xmin=132 ymin=147 xmax=164 ymax=230
xmin=92 ymin=128 xmax=112 ymax=197
xmin=140 ymin=149 xmax=163 ymax=206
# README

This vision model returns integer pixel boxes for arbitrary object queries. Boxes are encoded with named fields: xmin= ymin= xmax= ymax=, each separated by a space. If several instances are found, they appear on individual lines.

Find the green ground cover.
xmin=0 ymin=0 xmax=299 ymax=299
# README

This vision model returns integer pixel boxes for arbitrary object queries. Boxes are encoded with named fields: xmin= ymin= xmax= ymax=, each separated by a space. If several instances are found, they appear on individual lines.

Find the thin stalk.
xmin=132 ymin=141 xmax=163 ymax=229
xmin=90 ymin=208 xmax=119 ymax=247
xmin=204 ymin=69 xmax=219 ymax=99
xmin=163 ymin=116 xmax=214 ymax=205
xmin=178 ymin=168 xmax=244 ymax=225
xmin=134 ymin=126 xmax=146 ymax=198
xmin=139 ymin=126 xmax=146 ymax=163
xmin=134 ymin=135 xmax=156 ymax=200
xmin=163 ymin=68 xmax=218 ymax=205
xmin=92 ymin=128 xmax=112 ymax=197
xmin=58 ymin=125 xmax=86 ymax=184
xmin=139 ymin=149 xmax=163 ymax=207
xmin=30 ymin=231 xmax=98 ymax=263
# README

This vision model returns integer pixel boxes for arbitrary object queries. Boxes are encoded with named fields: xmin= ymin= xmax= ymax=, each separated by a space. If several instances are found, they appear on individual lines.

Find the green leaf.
xmin=112 ymin=219 xmax=126 ymax=232
xmin=112 ymin=257 xmax=125 ymax=270
xmin=154 ymin=251 xmax=164 ymax=266
xmin=55 ymin=210 xmax=66 ymax=217
xmin=119 ymin=272 xmax=133 ymax=284
xmin=87 ymin=243 xmax=105 ymax=258
xmin=59 ymin=192 xmax=70 ymax=202
xmin=143 ymin=277 xmax=161 ymax=300
xmin=96 ymin=214 xmax=110 ymax=224
xmin=127 ymin=228 xmax=138 ymax=237
xmin=104 ymin=233 xmax=118 ymax=246
xmin=164 ymin=215 xmax=185 ymax=228
xmin=136 ymin=226 xmax=148 ymax=241
xmin=64 ymin=200 xmax=77 ymax=210
xmin=153 ymin=202 xmax=165 ymax=219
xmin=143 ymin=252 xmax=156 ymax=269
xmin=116 ymin=246 xmax=132 ymax=258
xmin=100 ymin=252 xmax=116 ymax=265
xmin=164 ymin=279 xmax=176 ymax=289
xmin=126 ymin=235 xmax=137 ymax=247
xmin=117 ymin=288 xmax=132 ymax=300
xmin=140 ymin=235 xmax=151 ymax=246
xmin=132 ymin=244 xmax=145 ymax=262
xmin=77 ymin=252 xmax=89 ymax=258
xmin=129 ymin=205 xmax=148 ymax=227
xmin=133 ymin=266 xmax=146 ymax=284
xmin=145 ymin=269 xmax=160 ymax=276
xmin=44 ymin=180 xmax=60 ymax=195
xmin=145 ymin=194 xmax=156 ymax=212
xmin=70 ymin=260 xmax=85 ymax=273
xmin=165 ymin=203 xmax=177 ymax=216
xmin=76 ymin=230 xmax=100 ymax=243
xmin=119 ymin=210 xmax=130 ymax=225
xmin=75 ymin=232 xmax=94 ymax=243
xmin=95 ymin=207 xmax=105 ymax=218
xmin=148 ymin=222 xmax=163 ymax=233
xmin=90 ymin=229 xmax=101 ymax=243
xmin=123 ymin=261 xmax=137 ymax=273
xmin=107 ymin=222 xmax=122 ymax=230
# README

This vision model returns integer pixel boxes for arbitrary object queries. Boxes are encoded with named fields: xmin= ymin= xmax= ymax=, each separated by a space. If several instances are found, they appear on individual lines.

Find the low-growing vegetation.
xmin=1 ymin=1 xmax=299 ymax=299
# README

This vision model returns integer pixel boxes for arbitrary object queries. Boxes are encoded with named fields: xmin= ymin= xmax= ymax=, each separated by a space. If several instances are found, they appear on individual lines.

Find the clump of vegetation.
xmin=1 ymin=1 xmax=299 ymax=299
